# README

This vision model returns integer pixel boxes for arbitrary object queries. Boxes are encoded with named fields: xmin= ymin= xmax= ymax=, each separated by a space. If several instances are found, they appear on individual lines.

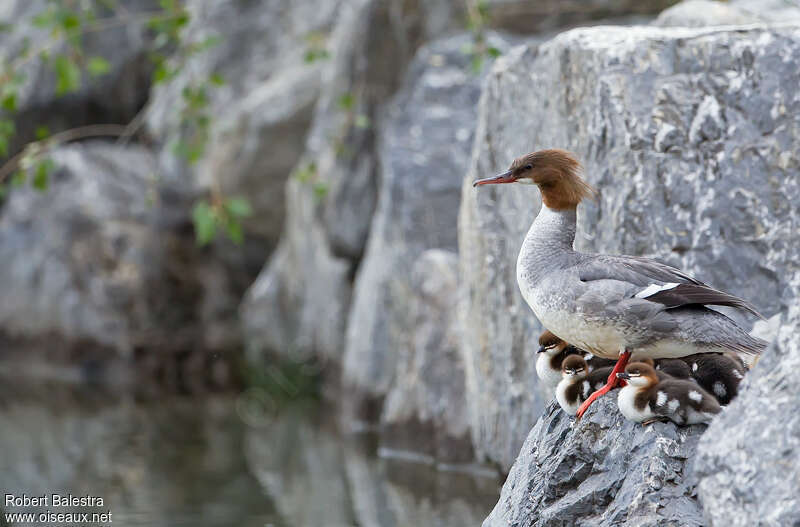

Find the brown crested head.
xmin=538 ymin=330 xmax=561 ymax=348
xmin=618 ymin=362 xmax=659 ymax=385
xmin=561 ymin=354 xmax=588 ymax=375
xmin=473 ymin=149 xmax=596 ymax=210
xmin=538 ymin=329 xmax=566 ymax=354
xmin=630 ymin=355 xmax=655 ymax=367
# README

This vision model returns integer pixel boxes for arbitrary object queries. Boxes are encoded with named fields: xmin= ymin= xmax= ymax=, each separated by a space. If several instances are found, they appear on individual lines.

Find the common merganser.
xmin=616 ymin=362 xmax=721 ymax=425
xmin=473 ymin=149 xmax=766 ymax=418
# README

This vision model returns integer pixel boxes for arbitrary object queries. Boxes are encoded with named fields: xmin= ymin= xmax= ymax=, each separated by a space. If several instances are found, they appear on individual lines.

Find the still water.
xmin=0 ymin=382 xmax=499 ymax=526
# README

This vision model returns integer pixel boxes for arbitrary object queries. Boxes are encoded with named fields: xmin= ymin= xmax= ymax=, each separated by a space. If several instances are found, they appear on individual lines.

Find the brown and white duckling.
xmin=555 ymin=355 xmax=592 ymax=414
xmin=675 ymin=353 xmax=746 ymax=405
xmin=616 ymin=362 xmax=721 ymax=426
xmin=537 ymin=330 xmax=584 ymax=392
xmin=537 ymin=331 xmax=617 ymax=392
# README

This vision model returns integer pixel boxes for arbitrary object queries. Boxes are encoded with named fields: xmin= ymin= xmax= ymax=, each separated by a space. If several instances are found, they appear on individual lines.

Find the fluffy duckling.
xmin=676 ymin=353 xmax=746 ymax=405
xmin=555 ymin=355 xmax=591 ymax=414
xmin=537 ymin=330 xmax=585 ymax=392
xmin=616 ymin=362 xmax=721 ymax=426
xmin=537 ymin=331 xmax=617 ymax=393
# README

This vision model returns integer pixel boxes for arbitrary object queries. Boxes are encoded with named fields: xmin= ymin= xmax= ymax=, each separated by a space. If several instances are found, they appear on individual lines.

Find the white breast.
xmin=616 ymin=385 xmax=654 ymax=422
xmin=555 ymin=378 xmax=581 ymax=414
xmin=531 ymin=304 xmax=625 ymax=359
xmin=536 ymin=354 xmax=563 ymax=393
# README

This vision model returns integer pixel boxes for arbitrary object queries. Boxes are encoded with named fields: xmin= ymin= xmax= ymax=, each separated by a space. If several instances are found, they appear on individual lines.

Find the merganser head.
xmin=538 ymin=329 xmax=566 ymax=355
xmin=617 ymin=362 xmax=659 ymax=388
xmin=561 ymin=355 xmax=587 ymax=379
xmin=472 ymin=149 xmax=596 ymax=209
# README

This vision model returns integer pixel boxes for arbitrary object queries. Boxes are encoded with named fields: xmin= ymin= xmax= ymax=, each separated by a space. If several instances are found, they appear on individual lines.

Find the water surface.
xmin=0 ymin=381 xmax=499 ymax=526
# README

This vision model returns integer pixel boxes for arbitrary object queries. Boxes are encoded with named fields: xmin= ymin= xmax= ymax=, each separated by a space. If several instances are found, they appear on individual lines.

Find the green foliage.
xmin=32 ymin=158 xmax=55 ymax=190
xmin=337 ymin=92 xmax=355 ymax=111
xmin=35 ymin=126 xmax=50 ymax=140
xmin=292 ymin=161 xmax=317 ymax=184
xmin=464 ymin=0 xmax=501 ymax=74
xmin=192 ymin=200 xmax=217 ymax=246
xmin=87 ymin=56 xmax=111 ymax=77
xmin=0 ymin=119 xmax=15 ymax=157
xmin=54 ymin=55 xmax=81 ymax=94
xmin=0 ymin=0 xmax=243 ymax=246
xmin=191 ymin=196 xmax=253 ymax=246
xmin=303 ymin=31 xmax=330 ymax=64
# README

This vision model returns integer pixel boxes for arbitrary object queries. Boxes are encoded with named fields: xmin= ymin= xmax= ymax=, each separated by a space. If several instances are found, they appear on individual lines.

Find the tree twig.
xmin=0 ymin=123 xmax=127 ymax=183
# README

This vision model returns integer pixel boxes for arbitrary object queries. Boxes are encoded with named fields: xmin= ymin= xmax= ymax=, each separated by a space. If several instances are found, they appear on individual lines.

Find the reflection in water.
xmin=0 ymin=382 xmax=499 ymax=527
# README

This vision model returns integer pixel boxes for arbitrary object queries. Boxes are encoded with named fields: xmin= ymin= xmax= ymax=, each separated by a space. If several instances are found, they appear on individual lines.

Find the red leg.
xmin=575 ymin=350 xmax=631 ymax=419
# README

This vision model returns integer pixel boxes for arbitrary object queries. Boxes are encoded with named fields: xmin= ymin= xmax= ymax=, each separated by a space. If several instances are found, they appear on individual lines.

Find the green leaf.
xmin=337 ymin=92 xmax=355 ymax=111
xmin=192 ymin=201 xmax=217 ymax=246
xmin=354 ymin=114 xmax=370 ymax=129
xmin=11 ymin=171 xmax=26 ymax=187
xmin=194 ymin=35 xmax=222 ymax=52
xmin=54 ymin=55 xmax=81 ymax=95
xmin=470 ymin=54 xmax=484 ymax=74
xmin=1 ymin=93 xmax=15 ymax=112
xmin=303 ymin=48 xmax=329 ymax=63
xmin=209 ymin=73 xmax=225 ymax=86
xmin=35 ymin=125 xmax=50 ymax=140
xmin=152 ymin=63 xmax=173 ymax=84
xmin=224 ymin=197 xmax=252 ymax=218
xmin=0 ymin=22 xmax=13 ymax=33
xmin=487 ymin=46 xmax=502 ymax=58
xmin=0 ymin=183 xmax=7 ymax=200
xmin=224 ymin=218 xmax=244 ymax=245
xmin=59 ymin=12 xmax=81 ymax=32
xmin=313 ymin=181 xmax=329 ymax=201
xmin=32 ymin=158 xmax=55 ymax=191
xmin=32 ymin=10 xmax=56 ymax=28
xmin=0 ymin=119 xmax=15 ymax=156
xmin=87 ymin=56 xmax=111 ymax=76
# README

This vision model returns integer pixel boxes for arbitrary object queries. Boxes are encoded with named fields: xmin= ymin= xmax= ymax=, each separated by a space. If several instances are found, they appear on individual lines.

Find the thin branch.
xmin=0 ymin=124 xmax=127 ymax=183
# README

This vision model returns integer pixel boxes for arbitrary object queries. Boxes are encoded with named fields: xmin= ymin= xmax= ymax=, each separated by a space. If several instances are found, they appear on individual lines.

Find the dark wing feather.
xmin=578 ymin=254 xmax=704 ymax=287
xmin=644 ymin=283 xmax=764 ymax=319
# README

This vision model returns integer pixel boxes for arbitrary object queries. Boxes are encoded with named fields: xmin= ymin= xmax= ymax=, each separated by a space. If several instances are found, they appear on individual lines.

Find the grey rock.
xmin=241 ymin=0 xmax=472 ymax=365
xmin=730 ymin=0 xmax=800 ymax=22
xmin=242 ymin=0 xmax=676 ymax=380
xmin=145 ymin=0 xmax=344 ymax=253
xmin=694 ymin=306 xmax=800 ymax=526
xmin=654 ymin=0 xmax=761 ymax=27
xmin=0 ymin=143 xmax=238 ymax=355
xmin=459 ymin=24 xmax=799 ymax=470
xmin=341 ymin=34 xmax=509 ymax=426
xmin=379 ymin=250 xmax=472 ymax=463
xmin=474 ymin=0 xmax=677 ymax=34
xmin=0 ymin=0 xmax=154 ymax=156
xmin=484 ymin=398 xmax=706 ymax=526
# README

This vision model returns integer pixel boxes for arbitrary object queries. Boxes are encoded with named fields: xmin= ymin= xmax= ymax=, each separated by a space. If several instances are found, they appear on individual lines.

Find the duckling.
xmin=536 ymin=330 xmax=584 ymax=392
xmin=653 ymin=358 xmax=693 ymax=380
xmin=537 ymin=331 xmax=618 ymax=393
xmin=676 ymin=353 xmax=746 ymax=405
xmin=616 ymin=362 xmax=721 ymax=426
xmin=555 ymin=355 xmax=592 ymax=414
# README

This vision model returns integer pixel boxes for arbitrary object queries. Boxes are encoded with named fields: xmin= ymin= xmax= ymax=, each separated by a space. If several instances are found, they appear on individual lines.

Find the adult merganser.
xmin=473 ymin=149 xmax=766 ymax=418
xmin=616 ymin=362 xmax=721 ymax=425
